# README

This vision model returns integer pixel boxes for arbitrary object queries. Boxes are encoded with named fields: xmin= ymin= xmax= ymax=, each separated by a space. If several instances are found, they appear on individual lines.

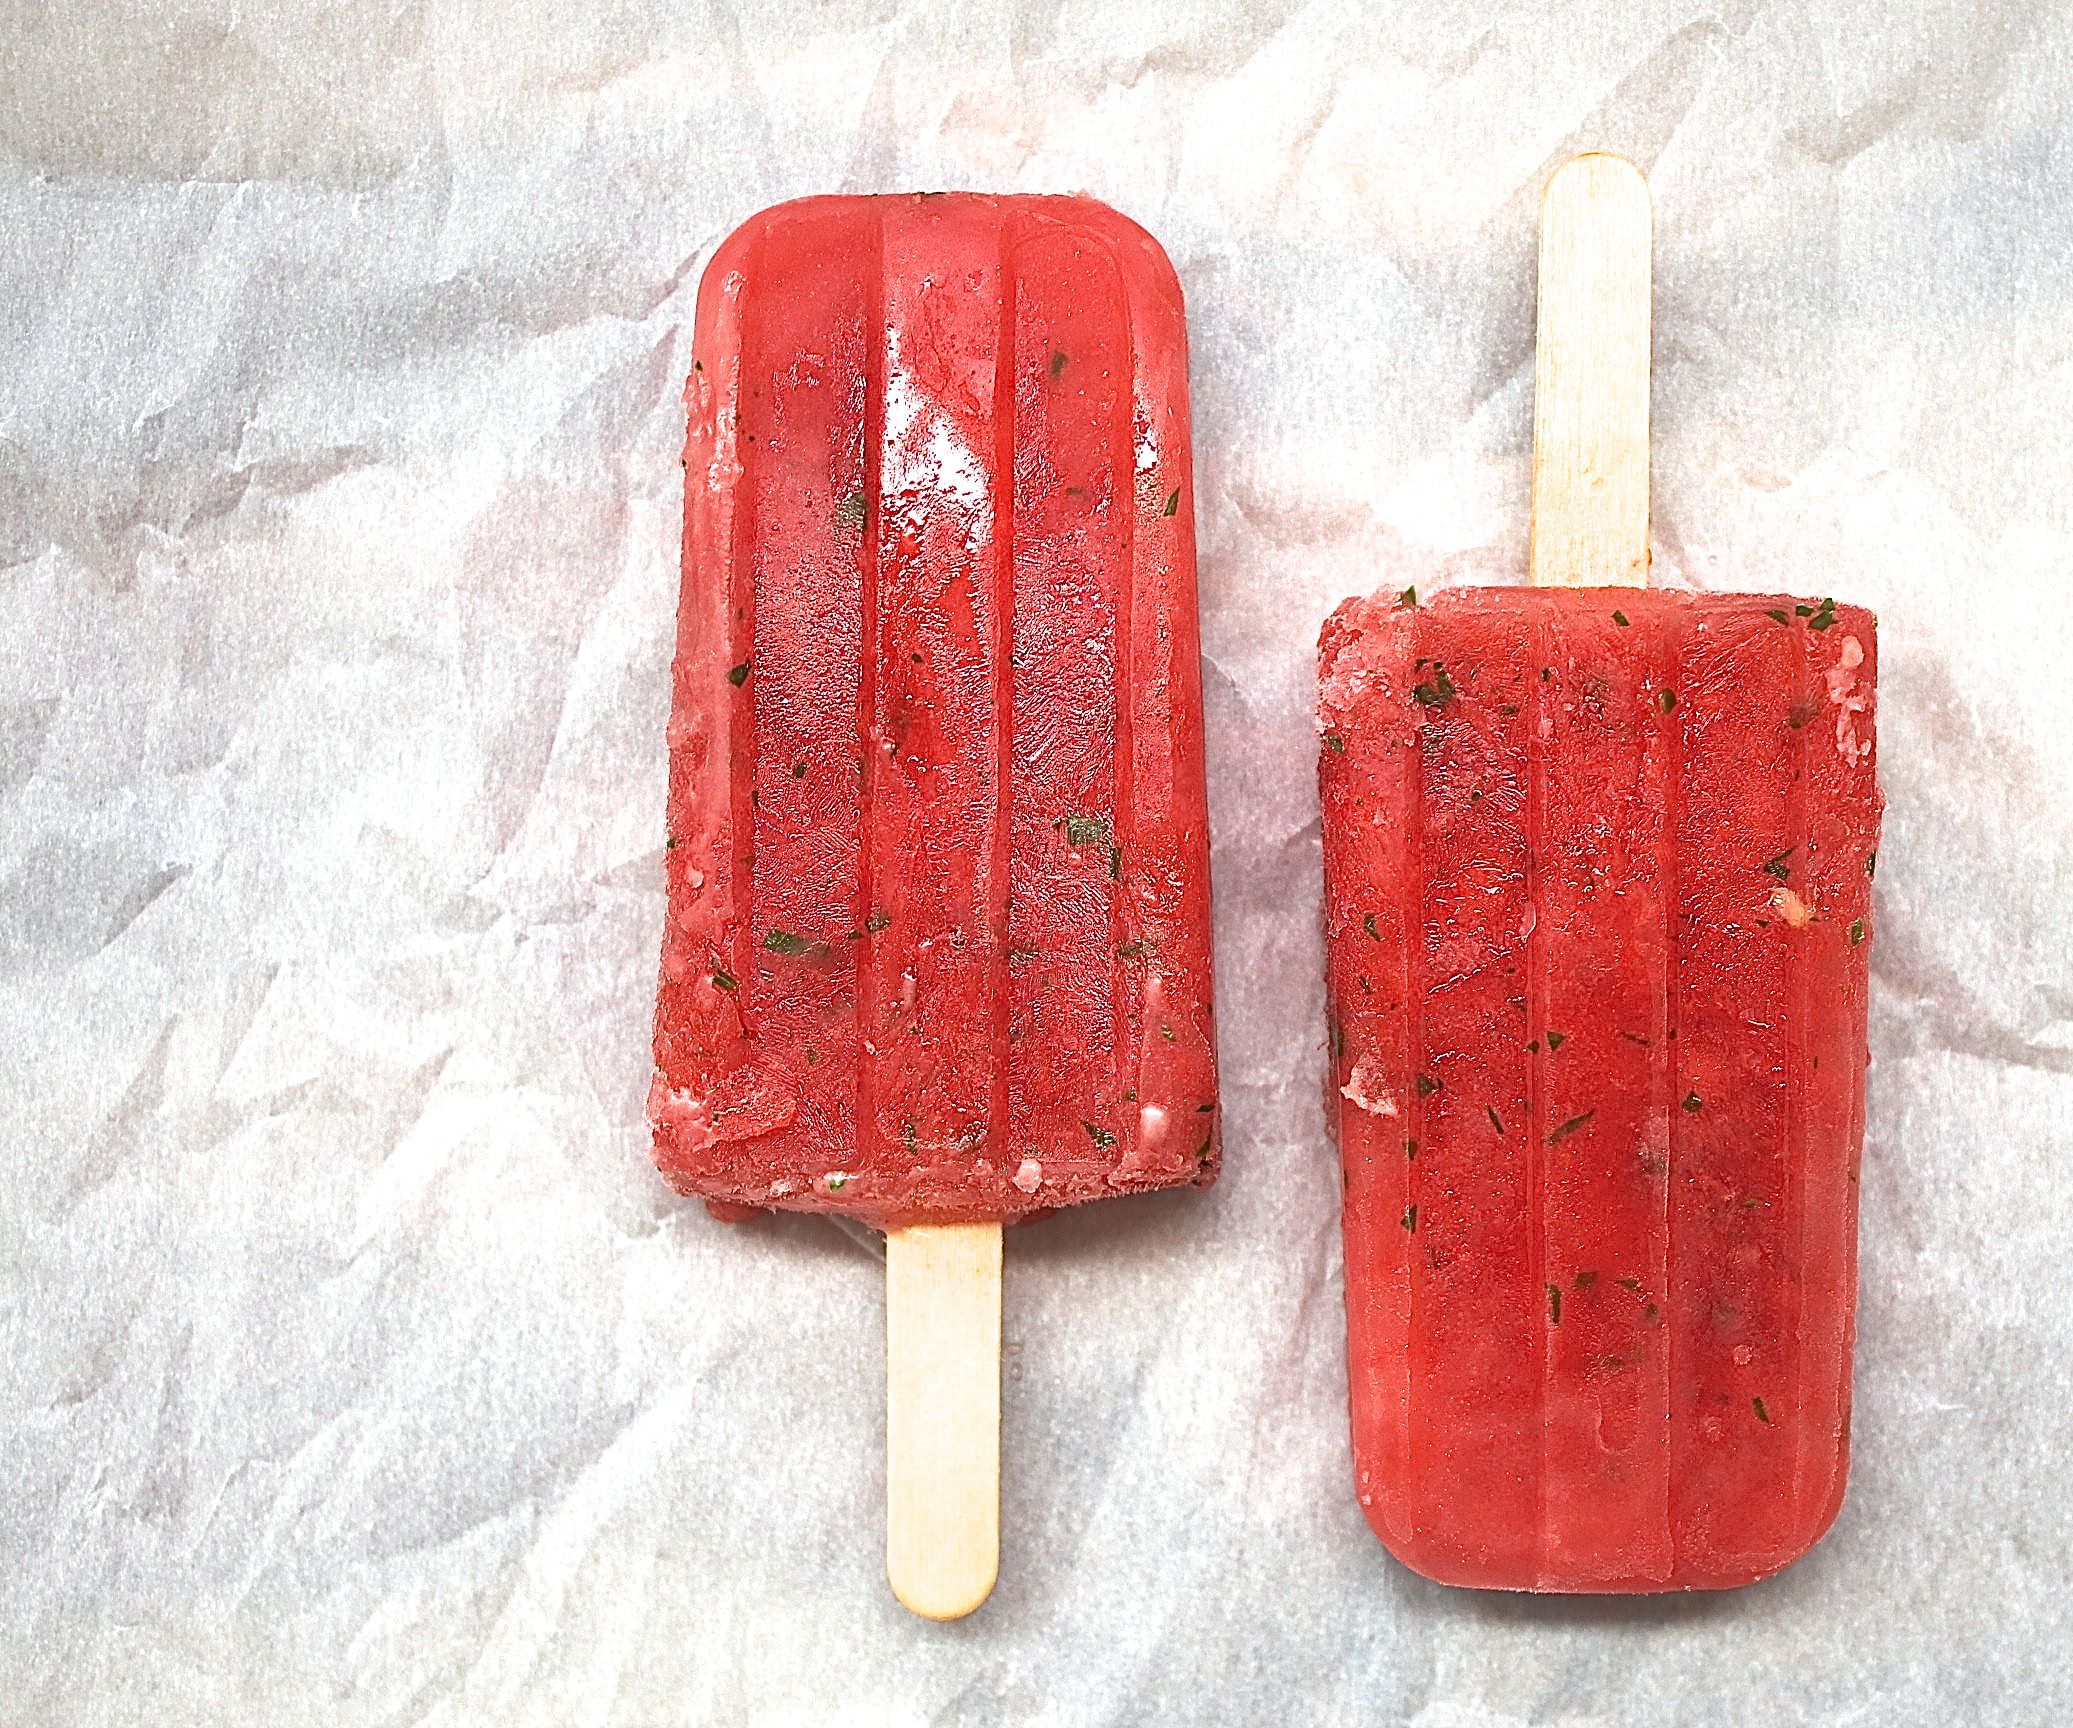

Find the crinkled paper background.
xmin=3 ymin=2 xmax=2070 ymax=1722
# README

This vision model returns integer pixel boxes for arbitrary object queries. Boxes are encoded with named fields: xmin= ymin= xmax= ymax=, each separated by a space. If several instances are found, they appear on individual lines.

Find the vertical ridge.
xmin=727 ymin=230 xmax=764 ymax=1028
xmin=1659 ymin=605 xmax=1683 ymax=1570
xmin=855 ymin=208 xmax=885 ymax=1174
xmin=1404 ymin=603 xmax=1427 ymax=1544
xmin=1110 ymin=264 xmax=1139 ymax=1109
xmin=1526 ymin=600 xmax=1548 ymax=1585
xmin=1786 ymin=610 xmax=1813 ymax=1535
xmin=990 ymin=212 xmax=1017 ymax=1174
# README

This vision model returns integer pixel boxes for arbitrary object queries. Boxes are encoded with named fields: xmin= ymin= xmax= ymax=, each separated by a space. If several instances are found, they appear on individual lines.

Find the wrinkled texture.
xmin=651 ymin=194 xmax=1217 ymax=1227
xmin=1320 ymin=587 xmax=1881 ymax=1591
xmin=3 ymin=1 xmax=2072 ymax=1723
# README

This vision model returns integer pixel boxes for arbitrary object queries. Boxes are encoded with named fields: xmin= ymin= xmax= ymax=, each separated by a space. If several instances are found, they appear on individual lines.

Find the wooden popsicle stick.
xmin=885 ymin=1220 xmax=1001 ymax=1620
xmin=1531 ymin=153 xmax=1653 ymax=589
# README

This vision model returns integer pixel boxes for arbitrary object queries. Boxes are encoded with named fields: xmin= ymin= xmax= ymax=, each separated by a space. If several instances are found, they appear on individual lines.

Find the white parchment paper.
xmin=4 ymin=3 xmax=2071 ymax=1722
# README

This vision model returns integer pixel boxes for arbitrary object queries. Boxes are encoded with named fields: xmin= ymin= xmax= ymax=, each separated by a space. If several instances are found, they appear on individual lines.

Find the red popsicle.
xmin=1318 ymin=157 xmax=1882 ymax=1590
xmin=648 ymin=193 xmax=1218 ymax=1616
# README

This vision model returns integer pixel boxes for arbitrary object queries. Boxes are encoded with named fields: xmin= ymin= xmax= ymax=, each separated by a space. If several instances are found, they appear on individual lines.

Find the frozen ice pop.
xmin=1317 ymin=157 xmax=1882 ymax=1591
xmin=648 ymin=192 xmax=1218 ymax=1616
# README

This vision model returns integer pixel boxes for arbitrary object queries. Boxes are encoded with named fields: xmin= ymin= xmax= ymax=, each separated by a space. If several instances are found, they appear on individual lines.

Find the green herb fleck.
xmin=1574 ymin=1270 xmax=1598 ymax=1289
xmin=1159 ymin=1023 xmax=1177 ymax=1043
xmin=1849 ymin=917 xmax=1866 ymax=947
xmin=1547 ymin=1110 xmax=1596 ymax=1146
xmin=1765 ymin=608 xmax=1790 ymax=625
xmin=1049 ymin=350 xmax=1068 ymax=379
xmin=1082 ymin=1119 xmax=1116 ymax=1150
xmin=1547 ymin=1284 xmax=1562 ymax=1325
xmin=1109 ymin=844 xmax=1123 ymax=880
xmin=1363 ymin=912 xmax=1380 ymax=940
xmin=1753 ymin=1396 xmax=1772 ymax=1424
xmin=1682 ymin=1091 xmax=1703 ymax=1113
xmin=1400 ymin=1205 xmax=1417 ymax=1232
xmin=1195 ymin=1135 xmax=1213 ymax=1163
xmin=1806 ymin=598 xmax=1838 ymax=631
xmin=1118 ymin=940 xmax=1146 ymax=959
xmin=1396 ymin=586 xmax=1418 ymax=607
xmin=1487 ymin=1105 xmax=1505 ymax=1136
xmin=865 ymin=910 xmax=890 ymax=933
xmin=712 ymin=967 xmax=738 ymax=992
xmin=1612 ymin=609 xmax=1630 ymax=627
xmin=727 ymin=661 xmax=751 ymax=687
xmin=1197 ymin=1101 xmax=1216 ymax=1113
xmin=1415 ymin=1073 xmax=1441 ymax=1098
xmin=805 ymin=1048 xmax=821 ymax=1065
xmin=1411 ymin=666 xmax=1458 ymax=707
xmin=1616 ymin=1276 xmax=1642 ymax=1293
xmin=1764 ymin=848 xmax=1794 ymax=882
xmin=791 ymin=762 xmax=808 ymax=778
xmin=1545 ymin=1030 xmax=1566 ymax=1051
xmin=1657 ymin=688 xmax=1677 ymax=713
xmin=762 ymin=929 xmax=812 ymax=956
xmin=1405 ymin=1138 xmax=1418 ymax=1159
xmin=1162 ymin=488 xmax=1181 ymax=517
xmin=665 ymin=836 xmax=679 ymax=850
xmin=1866 ymin=850 xmax=1878 ymax=880
xmin=834 ymin=491 xmax=867 ymax=529
xmin=825 ymin=1172 xmax=848 ymax=1191
xmin=1065 ymin=814 xmax=1109 ymax=847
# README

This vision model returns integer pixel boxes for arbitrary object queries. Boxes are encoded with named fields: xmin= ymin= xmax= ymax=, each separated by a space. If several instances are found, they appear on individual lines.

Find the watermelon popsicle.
xmin=650 ymin=194 xmax=1218 ymax=1615
xmin=1318 ymin=157 xmax=1882 ymax=1591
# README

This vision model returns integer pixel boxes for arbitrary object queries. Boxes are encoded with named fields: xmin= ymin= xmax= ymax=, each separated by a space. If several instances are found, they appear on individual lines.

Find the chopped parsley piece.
xmin=1616 ymin=1276 xmax=1642 ymax=1293
xmin=711 ymin=967 xmax=738 ymax=992
xmin=1657 ymin=688 xmax=1677 ymax=713
xmin=1547 ymin=1110 xmax=1595 ymax=1146
xmin=791 ymin=762 xmax=808 ymax=778
xmin=1082 ymin=1120 xmax=1116 ymax=1149
xmin=1162 ymin=488 xmax=1181 ymax=517
xmin=1764 ymin=848 xmax=1794 ymax=882
xmin=762 ymin=929 xmax=813 ymax=956
xmin=1545 ymin=1030 xmax=1566 ymax=1050
xmin=1806 ymin=599 xmax=1838 ymax=631
xmin=727 ymin=661 xmax=751 ymax=687
xmin=1411 ymin=666 xmax=1458 ymax=707
xmin=1574 ymin=1270 xmax=1598 ymax=1288
xmin=865 ymin=910 xmax=890 ymax=933
xmin=1849 ymin=917 xmax=1866 ymax=946
xmin=834 ymin=491 xmax=867 ymax=529
xmin=1049 ymin=350 xmax=1068 ymax=378
xmin=1753 ymin=1396 xmax=1772 ymax=1424
xmin=1405 ymin=1138 xmax=1418 ymax=1159
xmin=825 ymin=1172 xmax=849 ymax=1191
xmin=1159 ymin=1023 xmax=1177 ymax=1043
xmin=1363 ymin=912 xmax=1380 ymax=940
xmin=1487 ymin=1105 xmax=1505 ymax=1136
xmin=1682 ymin=1091 xmax=1703 ymax=1113
xmin=1324 ymin=732 xmax=1346 ymax=755
xmin=1764 ymin=608 xmax=1790 ymax=625
xmin=1612 ymin=609 xmax=1630 ymax=627
xmin=805 ymin=1048 xmax=821 ymax=1064
xmin=1400 ymin=1205 xmax=1417 ymax=1232
xmin=665 ymin=836 xmax=678 ymax=850
xmin=1064 ymin=814 xmax=1109 ymax=846
xmin=1866 ymin=850 xmax=1878 ymax=879
xmin=1396 ymin=586 xmax=1418 ymax=607
xmin=1117 ymin=939 xmax=1146 ymax=959
xmin=1109 ymin=844 xmax=1122 ymax=880
xmin=1415 ymin=1073 xmax=1441 ymax=1098
xmin=1547 ymin=1284 xmax=1562 ymax=1325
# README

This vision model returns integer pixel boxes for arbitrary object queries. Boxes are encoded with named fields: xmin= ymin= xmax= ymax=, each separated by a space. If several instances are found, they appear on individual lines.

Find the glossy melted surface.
xmin=1319 ymin=586 xmax=1881 ymax=1591
xmin=652 ymin=194 xmax=1218 ymax=1229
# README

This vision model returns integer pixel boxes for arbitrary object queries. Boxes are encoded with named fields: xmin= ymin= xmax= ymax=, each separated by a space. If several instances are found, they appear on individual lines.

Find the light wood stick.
xmin=1531 ymin=153 xmax=1653 ymax=589
xmin=885 ymin=1221 xmax=1001 ymax=1620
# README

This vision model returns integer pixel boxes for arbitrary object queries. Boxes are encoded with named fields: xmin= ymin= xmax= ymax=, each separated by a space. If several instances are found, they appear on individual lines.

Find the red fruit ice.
xmin=1318 ymin=584 xmax=1880 ymax=1591
xmin=650 ymin=193 xmax=1219 ymax=1231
